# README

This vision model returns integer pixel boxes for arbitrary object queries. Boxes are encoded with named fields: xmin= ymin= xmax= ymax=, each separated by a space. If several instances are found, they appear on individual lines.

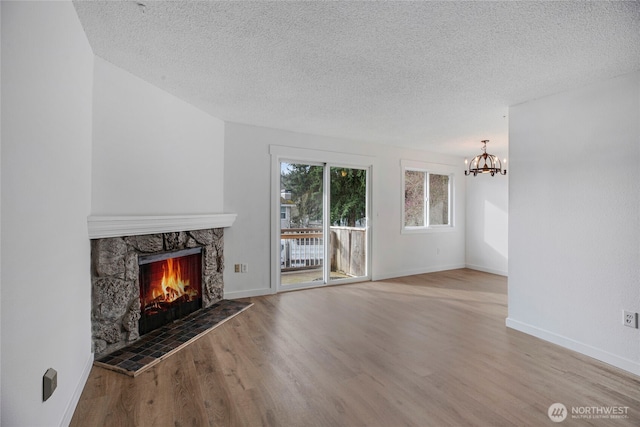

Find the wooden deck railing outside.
xmin=281 ymin=227 xmax=366 ymax=277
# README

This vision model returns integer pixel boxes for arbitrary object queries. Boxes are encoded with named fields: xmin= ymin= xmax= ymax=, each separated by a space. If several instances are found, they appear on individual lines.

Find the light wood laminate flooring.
xmin=71 ymin=269 xmax=640 ymax=426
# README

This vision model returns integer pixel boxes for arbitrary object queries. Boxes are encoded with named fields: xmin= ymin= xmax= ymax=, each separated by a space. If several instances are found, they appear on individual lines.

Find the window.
xmin=280 ymin=206 xmax=287 ymax=219
xmin=402 ymin=163 xmax=453 ymax=231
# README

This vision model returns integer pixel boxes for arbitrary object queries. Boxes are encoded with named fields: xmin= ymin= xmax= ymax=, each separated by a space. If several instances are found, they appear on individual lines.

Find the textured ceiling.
xmin=73 ymin=1 xmax=640 ymax=157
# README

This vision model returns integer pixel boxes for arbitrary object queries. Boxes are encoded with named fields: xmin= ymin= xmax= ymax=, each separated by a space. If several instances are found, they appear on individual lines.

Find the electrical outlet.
xmin=241 ymin=263 xmax=248 ymax=273
xmin=623 ymin=310 xmax=638 ymax=328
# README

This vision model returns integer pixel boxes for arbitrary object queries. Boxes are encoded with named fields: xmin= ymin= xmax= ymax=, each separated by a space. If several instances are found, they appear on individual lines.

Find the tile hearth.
xmin=94 ymin=299 xmax=252 ymax=377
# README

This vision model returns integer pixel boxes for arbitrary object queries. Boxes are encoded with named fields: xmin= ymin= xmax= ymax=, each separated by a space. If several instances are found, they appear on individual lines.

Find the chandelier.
xmin=464 ymin=140 xmax=507 ymax=176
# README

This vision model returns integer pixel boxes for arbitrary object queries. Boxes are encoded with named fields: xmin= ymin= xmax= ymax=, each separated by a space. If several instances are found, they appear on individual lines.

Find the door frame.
xmin=270 ymin=145 xmax=374 ymax=293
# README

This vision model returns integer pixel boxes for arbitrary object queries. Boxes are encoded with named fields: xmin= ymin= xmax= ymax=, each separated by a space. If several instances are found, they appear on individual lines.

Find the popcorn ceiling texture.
xmin=73 ymin=1 xmax=640 ymax=156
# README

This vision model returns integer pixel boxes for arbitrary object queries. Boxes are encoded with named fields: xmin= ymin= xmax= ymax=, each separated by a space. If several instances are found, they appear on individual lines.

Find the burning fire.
xmin=143 ymin=257 xmax=199 ymax=309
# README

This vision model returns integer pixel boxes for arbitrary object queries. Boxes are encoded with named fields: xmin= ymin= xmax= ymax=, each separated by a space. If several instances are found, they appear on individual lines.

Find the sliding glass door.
xmin=277 ymin=161 xmax=369 ymax=291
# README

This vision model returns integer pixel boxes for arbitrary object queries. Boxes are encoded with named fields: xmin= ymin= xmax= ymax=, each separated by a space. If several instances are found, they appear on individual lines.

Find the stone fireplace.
xmin=88 ymin=214 xmax=236 ymax=358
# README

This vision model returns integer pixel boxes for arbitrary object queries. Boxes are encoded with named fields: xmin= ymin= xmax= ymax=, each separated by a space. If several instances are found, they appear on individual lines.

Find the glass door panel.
xmin=279 ymin=162 xmax=325 ymax=287
xmin=329 ymin=167 xmax=368 ymax=282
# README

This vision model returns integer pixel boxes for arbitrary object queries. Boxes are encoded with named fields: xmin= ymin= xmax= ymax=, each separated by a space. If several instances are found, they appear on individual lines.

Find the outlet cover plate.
xmin=623 ymin=311 xmax=638 ymax=328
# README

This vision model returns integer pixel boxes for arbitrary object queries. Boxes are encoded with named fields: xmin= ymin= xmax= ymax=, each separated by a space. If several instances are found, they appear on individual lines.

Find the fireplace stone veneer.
xmin=91 ymin=228 xmax=224 ymax=357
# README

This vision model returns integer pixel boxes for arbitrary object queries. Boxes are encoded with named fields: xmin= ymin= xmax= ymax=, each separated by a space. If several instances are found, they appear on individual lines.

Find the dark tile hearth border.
xmin=94 ymin=300 xmax=252 ymax=377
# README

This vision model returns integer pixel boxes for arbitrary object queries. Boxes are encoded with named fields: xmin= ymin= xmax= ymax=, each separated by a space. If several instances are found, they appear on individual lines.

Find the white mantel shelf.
xmin=87 ymin=214 xmax=237 ymax=239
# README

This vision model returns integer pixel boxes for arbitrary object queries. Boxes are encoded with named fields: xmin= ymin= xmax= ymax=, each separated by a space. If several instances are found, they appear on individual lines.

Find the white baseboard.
xmin=465 ymin=263 xmax=508 ymax=277
xmin=224 ymin=287 xmax=275 ymax=299
xmin=372 ymin=264 xmax=467 ymax=282
xmin=506 ymin=317 xmax=640 ymax=378
xmin=60 ymin=351 xmax=94 ymax=426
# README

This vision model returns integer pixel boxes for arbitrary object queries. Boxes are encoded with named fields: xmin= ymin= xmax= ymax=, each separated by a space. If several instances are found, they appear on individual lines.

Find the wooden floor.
xmin=71 ymin=269 xmax=640 ymax=426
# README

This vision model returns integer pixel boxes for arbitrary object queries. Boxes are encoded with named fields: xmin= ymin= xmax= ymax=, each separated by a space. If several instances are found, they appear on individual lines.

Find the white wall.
xmin=223 ymin=122 xmax=466 ymax=298
xmin=0 ymin=3 xmax=3 ymax=422
xmin=465 ymin=175 xmax=508 ymax=276
xmin=1 ymin=2 xmax=94 ymax=425
xmin=507 ymin=71 xmax=640 ymax=375
xmin=91 ymin=57 xmax=225 ymax=216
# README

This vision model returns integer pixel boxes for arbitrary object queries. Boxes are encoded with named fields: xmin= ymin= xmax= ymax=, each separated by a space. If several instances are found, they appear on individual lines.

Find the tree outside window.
xmin=404 ymin=169 xmax=451 ymax=229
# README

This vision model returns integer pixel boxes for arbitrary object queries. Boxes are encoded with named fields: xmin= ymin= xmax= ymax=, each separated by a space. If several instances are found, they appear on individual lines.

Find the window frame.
xmin=401 ymin=160 xmax=455 ymax=234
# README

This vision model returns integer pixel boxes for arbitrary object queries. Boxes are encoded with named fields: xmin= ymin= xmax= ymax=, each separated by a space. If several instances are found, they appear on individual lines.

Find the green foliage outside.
xmin=281 ymin=164 xmax=324 ymax=228
xmin=281 ymin=163 xmax=367 ymax=228
xmin=329 ymin=167 xmax=367 ymax=227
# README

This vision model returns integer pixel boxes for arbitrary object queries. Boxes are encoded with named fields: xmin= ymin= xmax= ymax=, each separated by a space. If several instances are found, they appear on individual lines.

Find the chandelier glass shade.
xmin=464 ymin=140 xmax=507 ymax=176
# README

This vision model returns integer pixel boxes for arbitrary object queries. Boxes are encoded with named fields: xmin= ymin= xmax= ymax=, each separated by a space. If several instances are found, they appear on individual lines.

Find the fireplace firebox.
xmin=138 ymin=247 xmax=203 ymax=335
